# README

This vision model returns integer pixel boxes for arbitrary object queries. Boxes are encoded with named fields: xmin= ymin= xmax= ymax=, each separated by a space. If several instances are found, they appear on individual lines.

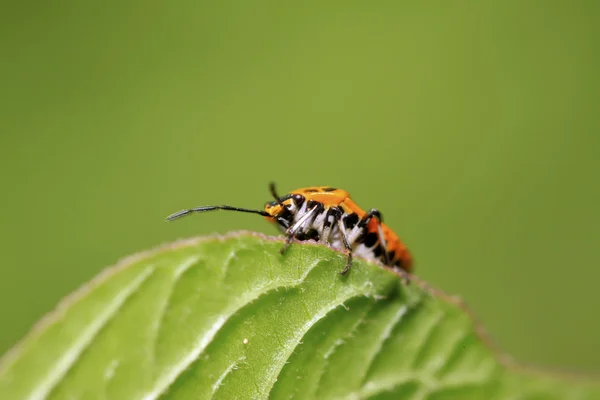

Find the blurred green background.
xmin=1 ymin=1 xmax=599 ymax=372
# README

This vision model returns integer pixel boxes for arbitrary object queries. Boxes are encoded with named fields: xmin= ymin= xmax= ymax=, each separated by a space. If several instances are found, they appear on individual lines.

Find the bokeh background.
xmin=1 ymin=2 xmax=599 ymax=372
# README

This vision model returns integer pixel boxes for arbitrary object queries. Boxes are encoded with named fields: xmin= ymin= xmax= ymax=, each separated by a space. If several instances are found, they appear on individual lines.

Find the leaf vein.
xmin=149 ymin=256 xmax=201 ymax=375
xmin=142 ymin=257 xmax=325 ymax=400
xmin=34 ymin=265 xmax=157 ymax=400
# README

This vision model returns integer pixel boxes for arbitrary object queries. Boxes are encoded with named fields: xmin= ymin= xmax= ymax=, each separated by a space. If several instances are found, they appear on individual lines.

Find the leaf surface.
xmin=0 ymin=232 xmax=597 ymax=400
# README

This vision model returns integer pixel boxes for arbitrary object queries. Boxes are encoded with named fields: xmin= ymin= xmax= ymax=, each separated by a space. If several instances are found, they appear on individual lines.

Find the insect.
xmin=166 ymin=183 xmax=413 ymax=275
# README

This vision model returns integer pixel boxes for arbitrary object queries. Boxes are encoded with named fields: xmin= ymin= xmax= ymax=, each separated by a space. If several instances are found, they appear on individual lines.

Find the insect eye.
xmin=293 ymin=194 xmax=305 ymax=205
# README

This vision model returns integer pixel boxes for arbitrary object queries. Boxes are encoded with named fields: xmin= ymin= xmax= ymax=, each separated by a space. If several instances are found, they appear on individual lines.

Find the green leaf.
xmin=0 ymin=232 xmax=597 ymax=400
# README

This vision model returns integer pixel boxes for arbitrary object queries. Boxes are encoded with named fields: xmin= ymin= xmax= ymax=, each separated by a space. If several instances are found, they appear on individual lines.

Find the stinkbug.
xmin=166 ymin=183 xmax=413 ymax=275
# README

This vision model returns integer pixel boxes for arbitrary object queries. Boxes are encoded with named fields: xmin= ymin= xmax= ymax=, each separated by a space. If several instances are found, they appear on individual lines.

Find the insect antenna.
xmin=166 ymin=205 xmax=269 ymax=221
xmin=269 ymin=182 xmax=284 ymax=206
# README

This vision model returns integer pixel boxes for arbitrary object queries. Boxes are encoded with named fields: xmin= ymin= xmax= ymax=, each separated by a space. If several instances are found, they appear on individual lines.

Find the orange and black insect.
xmin=166 ymin=183 xmax=413 ymax=275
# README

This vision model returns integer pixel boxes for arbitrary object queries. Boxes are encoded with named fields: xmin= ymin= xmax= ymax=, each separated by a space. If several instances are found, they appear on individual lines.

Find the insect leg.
xmin=336 ymin=217 xmax=353 ymax=275
xmin=280 ymin=203 xmax=322 ymax=254
xmin=320 ymin=208 xmax=335 ymax=243
xmin=356 ymin=208 xmax=389 ymax=265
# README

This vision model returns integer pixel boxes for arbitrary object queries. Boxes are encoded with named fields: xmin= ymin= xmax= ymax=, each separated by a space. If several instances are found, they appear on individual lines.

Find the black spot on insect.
xmin=304 ymin=189 xmax=318 ymax=193
xmin=388 ymin=250 xmax=396 ymax=261
xmin=370 ymin=209 xmax=382 ymax=221
xmin=296 ymin=228 xmax=320 ymax=241
xmin=395 ymin=259 xmax=403 ymax=268
xmin=277 ymin=209 xmax=293 ymax=228
xmin=306 ymin=229 xmax=320 ymax=241
xmin=278 ymin=204 xmax=292 ymax=219
xmin=293 ymin=194 xmax=305 ymax=207
xmin=343 ymin=213 xmax=359 ymax=230
xmin=306 ymin=200 xmax=319 ymax=209
xmin=323 ymin=187 xmax=337 ymax=192
xmin=373 ymin=245 xmax=383 ymax=257
xmin=364 ymin=232 xmax=378 ymax=247
xmin=323 ymin=209 xmax=333 ymax=227
xmin=327 ymin=207 xmax=344 ymax=228
xmin=326 ymin=207 xmax=342 ymax=221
